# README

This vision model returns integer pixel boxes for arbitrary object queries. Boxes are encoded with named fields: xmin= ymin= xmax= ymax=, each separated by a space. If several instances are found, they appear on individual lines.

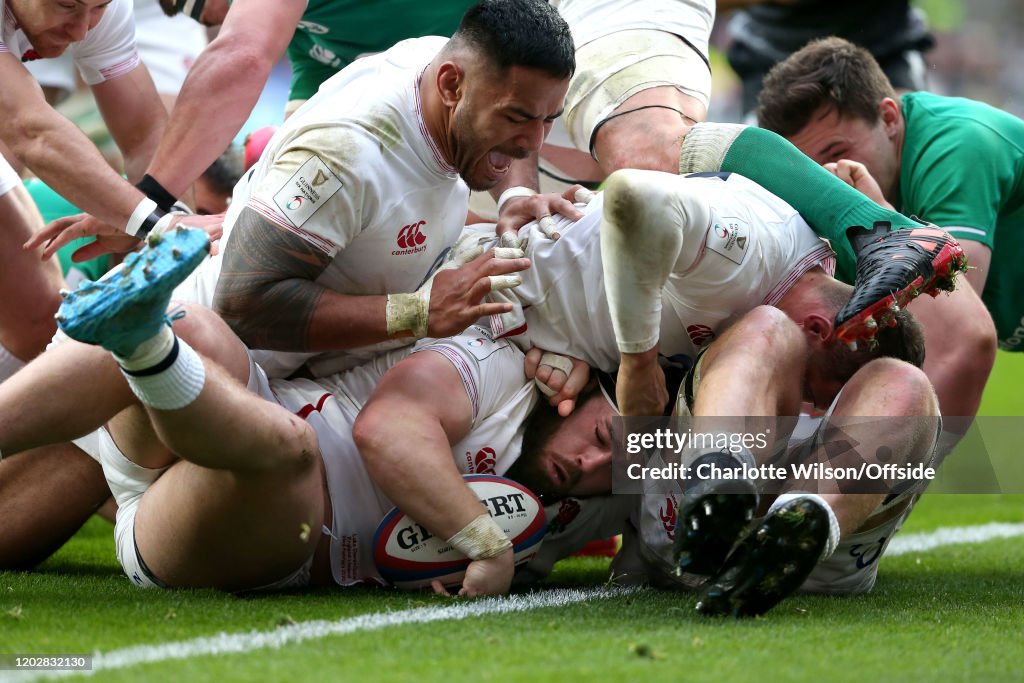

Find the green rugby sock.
xmin=680 ymin=124 xmax=918 ymax=282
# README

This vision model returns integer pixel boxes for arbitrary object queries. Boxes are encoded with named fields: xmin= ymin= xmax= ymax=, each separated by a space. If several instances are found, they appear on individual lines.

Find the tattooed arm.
xmin=213 ymin=207 xmax=392 ymax=352
xmin=213 ymin=208 xmax=528 ymax=351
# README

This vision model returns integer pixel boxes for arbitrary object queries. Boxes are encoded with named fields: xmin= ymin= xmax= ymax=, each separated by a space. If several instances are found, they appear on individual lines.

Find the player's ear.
xmin=800 ymin=313 xmax=834 ymax=344
xmin=436 ymin=61 xmax=464 ymax=108
xmin=878 ymin=97 xmax=902 ymax=136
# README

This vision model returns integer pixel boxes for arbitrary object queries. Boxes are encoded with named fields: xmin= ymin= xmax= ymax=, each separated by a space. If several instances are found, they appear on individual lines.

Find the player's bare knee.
xmin=857 ymin=358 xmax=938 ymax=415
xmin=962 ymin=312 xmax=998 ymax=373
xmin=740 ymin=306 xmax=804 ymax=350
xmin=597 ymin=135 xmax=679 ymax=175
xmin=269 ymin=417 xmax=320 ymax=475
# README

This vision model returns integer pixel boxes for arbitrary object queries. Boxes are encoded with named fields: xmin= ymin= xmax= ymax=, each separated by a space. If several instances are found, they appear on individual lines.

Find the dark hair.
xmin=449 ymin=0 xmax=575 ymax=80
xmin=200 ymin=147 xmax=244 ymax=196
xmin=504 ymin=383 xmax=603 ymax=501
xmin=820 ymin=284 xmax=926 ymax=383
xmin=757 ymin=37 xmax=897 ymax=138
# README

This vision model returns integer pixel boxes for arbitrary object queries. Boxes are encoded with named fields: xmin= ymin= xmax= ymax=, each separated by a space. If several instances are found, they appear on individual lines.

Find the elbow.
xmin=352 ymin=408 xmax=391 ymax=479
xmin=3 ymin=115 xmax=49 ymax=165
xmin=206 ymin=33 xmax=278 ymax=84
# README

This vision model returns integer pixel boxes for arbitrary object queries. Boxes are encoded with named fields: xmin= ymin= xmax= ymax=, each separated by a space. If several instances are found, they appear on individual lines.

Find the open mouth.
xmin=487 ymin=150 xmax=513 ymax=176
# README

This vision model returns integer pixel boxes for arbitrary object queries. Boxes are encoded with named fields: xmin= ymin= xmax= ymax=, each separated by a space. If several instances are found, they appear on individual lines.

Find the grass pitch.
xmin=2 ymin=352 xmax=1023 ymax=682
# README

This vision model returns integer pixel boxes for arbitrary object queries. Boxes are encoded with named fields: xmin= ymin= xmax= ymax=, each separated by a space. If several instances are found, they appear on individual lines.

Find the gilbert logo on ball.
xmin=373 ymin=475 xmax=546 ymax=589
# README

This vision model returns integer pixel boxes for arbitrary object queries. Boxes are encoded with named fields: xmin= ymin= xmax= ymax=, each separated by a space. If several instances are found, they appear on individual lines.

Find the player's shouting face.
xmin=444 ymin=60 xmax=568 ymax=191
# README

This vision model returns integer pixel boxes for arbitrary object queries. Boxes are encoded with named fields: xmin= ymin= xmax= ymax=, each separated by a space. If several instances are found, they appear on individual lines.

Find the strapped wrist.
xmin=447 ymin=513 xmax=512 ymax=561
xmin=125 ymin=198 xmax=168 ymax=240
xmin=135 ymin=174 xmax=178 ymax=212
xmin=386 ymin=288 xmax=430 ymax=339
xmin=497 ymin=186 xmax=537 ymax=214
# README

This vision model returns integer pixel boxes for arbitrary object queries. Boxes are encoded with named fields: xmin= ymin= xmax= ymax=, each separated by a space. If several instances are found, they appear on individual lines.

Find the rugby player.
xmin=3 ymin=226 xmax=613 ymax=595
xmin=757 ymin=37 xmax=1017 ymax=442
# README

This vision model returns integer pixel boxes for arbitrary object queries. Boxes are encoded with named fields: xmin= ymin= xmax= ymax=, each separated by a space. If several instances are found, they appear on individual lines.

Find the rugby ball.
xmin=373 ymin=474 xmax=546 ymax=590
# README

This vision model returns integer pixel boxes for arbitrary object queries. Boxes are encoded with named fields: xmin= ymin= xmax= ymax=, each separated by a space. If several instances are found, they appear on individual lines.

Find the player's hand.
xmin=525 ymin=347 xmax=590 ymax=416
xmin=26 ymin=211 xmax=225 ymax=262
xmin=177 ymin=212 xmax=226 ymax=245
xmin=495 ymin=186 xmax=587 ymax=246
xmin=426 ymin=248 xmax=530 ymax=338
xmin=823 ymin=159 xmax=895 ymax=210
xmin=431 ymin=549 xmax=514 ymax=597
xmin=26 ymin=213 xmax=140 ymax=261
xmin=438 ymin=232 xmax=489 ymax=271
xmin=615 ymin=348 xmax=668 ymax=417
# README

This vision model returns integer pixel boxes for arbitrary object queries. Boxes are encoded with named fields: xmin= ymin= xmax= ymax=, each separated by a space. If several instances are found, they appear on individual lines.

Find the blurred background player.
xmin=721 ymin=0 xmax=934 ymax=121
xmin=0 ymin=0 xmax=166 ymax=382
xmin=31 ymin=0 xmax=474 ymax=251
xmin=757 ymin=36 xmax=1015 ymax=427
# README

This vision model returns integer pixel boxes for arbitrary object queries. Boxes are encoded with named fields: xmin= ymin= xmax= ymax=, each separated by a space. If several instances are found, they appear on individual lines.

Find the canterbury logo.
xmin=397 ymin=220 xmax=426 ymax=248
xmin=312 ymin=170 xmax=329 ymax=187
xmin=660 ymin=496 xmax=677 ymax=541
xmin=686 ymin=324 xmax=716 ymax=347
xmin=472 ymin=447 xmax=497 ymax=474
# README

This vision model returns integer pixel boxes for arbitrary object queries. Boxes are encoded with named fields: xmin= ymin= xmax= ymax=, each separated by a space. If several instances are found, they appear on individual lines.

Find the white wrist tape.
xmin=125 ymin=197 xmax=159 ymax=237
xmin=447 ymin=513 xmax=512 ymax=561
xmin=497 ymin=186 xmax=537 ymax=214
xmin=386 ymin=286 xmax=431 ymax=339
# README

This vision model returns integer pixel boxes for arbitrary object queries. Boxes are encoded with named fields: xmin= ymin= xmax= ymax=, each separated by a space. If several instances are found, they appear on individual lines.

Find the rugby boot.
xmin=56 ymin=226 xmax=210 ymax=356
xmin=672 ymin=450 xmax=759 ymax=577
xmin=695 ymin=495 xmax=829 ymax=618
xmin=835 ymin=221 xmax=967 ymax=347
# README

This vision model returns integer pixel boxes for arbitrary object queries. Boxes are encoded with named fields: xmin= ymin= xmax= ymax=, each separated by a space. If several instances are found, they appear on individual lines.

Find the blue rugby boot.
xmin=55 ymin=226 xmax=210 ymax=357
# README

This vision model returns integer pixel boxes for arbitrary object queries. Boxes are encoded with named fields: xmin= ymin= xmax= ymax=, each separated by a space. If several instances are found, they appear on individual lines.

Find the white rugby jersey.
xmin=0 ymin=0 xmax=139 ymax=84
xmin=267 ymin=325 xmax=537 ymax=586
xmin=495 ymin=172 xmax=834 ymax=372
xmin=550 ymin=0 xmax=714 ymax=57
xmin=217 ymin=36 xmax=468 ymax=377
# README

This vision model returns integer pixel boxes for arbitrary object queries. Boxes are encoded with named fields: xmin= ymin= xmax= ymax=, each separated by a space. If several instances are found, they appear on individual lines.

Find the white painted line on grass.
xmin=1 ymin=585 xmax=641 ymax=682
xmin=7 ymin=522 xmax=1024 ymax=681
xmin=886 ymin=521 xmax=1024 ymax=556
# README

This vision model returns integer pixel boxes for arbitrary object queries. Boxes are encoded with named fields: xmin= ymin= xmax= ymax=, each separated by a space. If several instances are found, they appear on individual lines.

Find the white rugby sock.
xmin=117 ymin=328 xmax=206 ymax=411
xmin=769 ymin=492 xmax=841 ymax=561
xmin=0 ymin=341 xmax=26 ymax=383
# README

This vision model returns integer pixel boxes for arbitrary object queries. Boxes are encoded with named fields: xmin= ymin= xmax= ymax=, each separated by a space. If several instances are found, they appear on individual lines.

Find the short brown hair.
xmin=757 ymin=37 xmax=897 ymax=138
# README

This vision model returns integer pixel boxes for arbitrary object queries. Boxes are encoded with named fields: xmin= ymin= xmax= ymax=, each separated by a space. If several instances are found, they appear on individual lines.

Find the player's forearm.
xmin=91 ymin=65 xmax=168 ymax=184
xmin=109 ymin=111 xmax=163 ymax=184
xmin=7 ymin=111 xmax=143 ymax=227
xmin=145 ymin=34 xmax=278 ymax=197
xmin=601 ymin=169 xmax=694 ymax=354
xmin=214 ymin=208 xmax=401 ymax=351
xmin=356 ymin=415 xmax=486 ymax=540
